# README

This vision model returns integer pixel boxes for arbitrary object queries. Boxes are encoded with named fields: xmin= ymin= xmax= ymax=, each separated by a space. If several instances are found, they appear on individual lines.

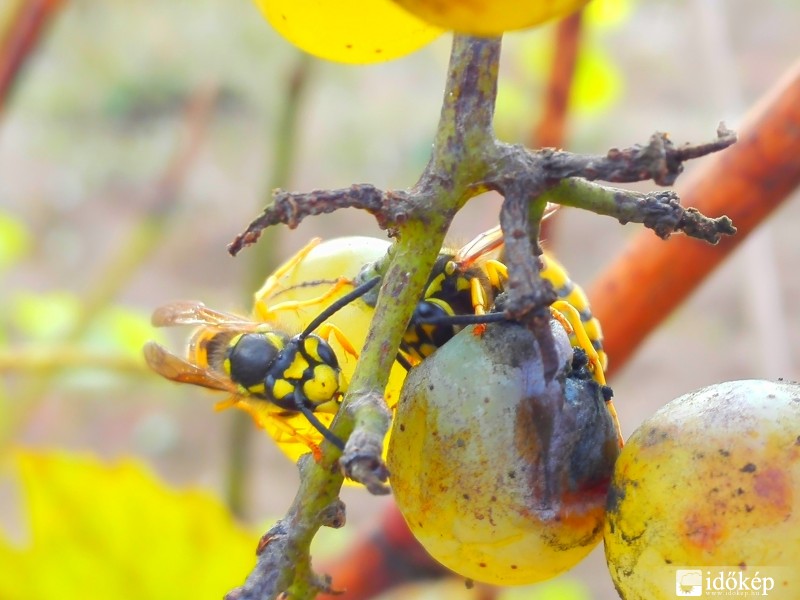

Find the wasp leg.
xmin=316 ymin=322 xmax=359 ymax=361
xmin=395 ymin=351 xmax=415 ymax=372
xmin=465 ymin=259 xmax=505 ymax=336
xmin=483 ymin=258 xmax=508 ymax=289
xmin=256 ymin=277 xmax=354 ymax=322
xmin=540 ymin=254 xmax=608 ymax=372
xmin=552 ymin=300 xmax=624 ymax=449
xmin=552 ymin=300 xmax=605 ymax=385
xmin=605 ymin=398 xmax=624 ymax=450
xmin=213 ymin=397 xmax=325 ymax=460
xmin=252 ymin=237 xmax=322 ymax=308
xmin=548 ymin=306 xmax=575 ymax=336
xmin=263 ymin=418 xmax=324 ymax=462
xmin=301 ymin=276 xmax=380 ymax=338
xmin=468 ymin=277 xmax=491 ymax=335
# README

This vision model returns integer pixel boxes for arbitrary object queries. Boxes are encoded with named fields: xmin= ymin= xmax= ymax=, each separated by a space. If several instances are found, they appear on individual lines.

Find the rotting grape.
xmin=387 ymin=319 xmax=620 ymax=585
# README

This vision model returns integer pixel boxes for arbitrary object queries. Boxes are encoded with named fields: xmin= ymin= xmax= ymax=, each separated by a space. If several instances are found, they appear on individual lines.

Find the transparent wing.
xmin=143 ymin=341 xmax=239 ymax=394
xmin=454 ymin=205 xmax=559 ymax=267
xmin=454 ymin=225 xmax=505 ymax=267
xmin=151 ymin=301 xmax=258 ymax=329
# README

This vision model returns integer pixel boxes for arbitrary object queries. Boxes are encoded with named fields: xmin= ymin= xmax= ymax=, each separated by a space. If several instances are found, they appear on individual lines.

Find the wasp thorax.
xmin=226 ymin=333 xmax=284 ymax=390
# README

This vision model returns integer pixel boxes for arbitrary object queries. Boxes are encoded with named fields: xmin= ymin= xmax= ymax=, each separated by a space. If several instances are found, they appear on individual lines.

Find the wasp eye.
xmin=228 ymin=334 xmax=279 ymax=389
xmin=414 ymin=300 xmax=445 ymax=322
xmin=315 ymin=339 xmax=339 ymax=369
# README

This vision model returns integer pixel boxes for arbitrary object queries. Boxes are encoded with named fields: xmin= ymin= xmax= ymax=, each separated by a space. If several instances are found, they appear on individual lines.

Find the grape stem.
xmin=224 ymin=34 xmax=736 ymax=600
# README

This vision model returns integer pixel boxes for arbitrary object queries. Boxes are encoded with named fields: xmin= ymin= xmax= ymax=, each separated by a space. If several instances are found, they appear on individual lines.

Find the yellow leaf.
xmin=0 ymin=450 xmax=256 ymax=600
xmin=254 ymin=0 xmax=442 ymax=64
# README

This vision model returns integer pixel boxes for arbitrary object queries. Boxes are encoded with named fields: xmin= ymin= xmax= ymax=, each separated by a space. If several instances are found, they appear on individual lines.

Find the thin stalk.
xmin=225 ymin=53 xmax=315 ymax=518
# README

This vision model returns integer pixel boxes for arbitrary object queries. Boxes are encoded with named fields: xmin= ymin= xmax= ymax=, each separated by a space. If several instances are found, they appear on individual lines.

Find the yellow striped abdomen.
xmin=540 ymin=253 xmax=607 ymax=372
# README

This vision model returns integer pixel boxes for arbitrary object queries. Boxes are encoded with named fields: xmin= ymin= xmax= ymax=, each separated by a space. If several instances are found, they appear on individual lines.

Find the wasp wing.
xmin=151 ymin=301 xmax=261 ymax=329
xmin=143 ymin=341 xmax=239 ymax=394
xmin=454 ymin=205 xmax=559 ymax=267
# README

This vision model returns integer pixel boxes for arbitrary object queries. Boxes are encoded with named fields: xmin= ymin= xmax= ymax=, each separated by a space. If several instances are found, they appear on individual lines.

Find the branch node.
xmin=319 ymin=499 xmax=347 ymax=529
xmin=340 ymin=428 xmax=391 ymax=496
xmin=309 ymin=573 xmax=345 ymax=596
xmin=336 ymin=390 xmax=392 ymax=495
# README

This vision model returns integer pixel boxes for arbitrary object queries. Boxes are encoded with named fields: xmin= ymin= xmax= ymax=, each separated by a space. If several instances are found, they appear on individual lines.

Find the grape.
xmin=389 ymin=0 xmax=589 ymax=35
xmin=388 ymin=320 xmax=620 ymax=585
xmin=605 ymin=379 xmax=800 ymax=599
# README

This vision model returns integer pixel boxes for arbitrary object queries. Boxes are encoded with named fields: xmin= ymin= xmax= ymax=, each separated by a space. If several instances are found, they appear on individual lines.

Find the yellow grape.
xmin=254 ymin=0 xmax=442 ymax=64
xmin=605 ymin=379 xmax=800 ymax=599
xmin=388 ymin=320 xmax=620 ymax=585
xmin=389 ymin=0 xmax=590 ymax=36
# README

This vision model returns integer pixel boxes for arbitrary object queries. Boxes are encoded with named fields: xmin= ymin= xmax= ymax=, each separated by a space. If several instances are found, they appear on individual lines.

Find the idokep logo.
xmin=674 ymin=568 xmax=778 ymax=597
xmin=676 ymin=569 xmax=703 ymax=596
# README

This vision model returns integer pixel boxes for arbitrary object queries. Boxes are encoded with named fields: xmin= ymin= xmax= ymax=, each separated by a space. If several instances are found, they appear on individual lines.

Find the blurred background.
xmin=1 ymin=0 xmax=799 ymax=598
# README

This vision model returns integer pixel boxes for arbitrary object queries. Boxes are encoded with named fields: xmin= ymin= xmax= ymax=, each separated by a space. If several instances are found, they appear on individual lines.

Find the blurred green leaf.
xmin=11 ymin=291 xmax=159 ymax=352
xmin=90 ymin=306 xmax=159 ymax=358
xmin=0 ymin=211 xmax=31 ymax=271
xmin=499 ymin=577 xmax=591 ymax=600
xmin=495 ymin=81 xmax=533 ymax=142
xmin=11 ymin=292 xmax=81 ymax=341
xmin=495 ymin=30 xmax=623 ymax=142
xmin=571 ymin=45 xmax=623 ymax=114
xmin=0 ymin=450 xmax=256 ymax=600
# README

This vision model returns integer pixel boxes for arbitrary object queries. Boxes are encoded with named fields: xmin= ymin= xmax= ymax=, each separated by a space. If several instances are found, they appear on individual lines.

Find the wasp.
xmin=400 ymin=225 xmax=608 ymax=380
xmin=397 ymin=223 xmax=622 ymax=447
xmin=144 ymin=239 xmax=381 ymax=459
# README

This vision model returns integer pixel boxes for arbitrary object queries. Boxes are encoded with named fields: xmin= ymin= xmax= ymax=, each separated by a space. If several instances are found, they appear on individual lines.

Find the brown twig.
xmin=536 ymin=125 xmax=738 ymax=186
xmin=532 ymin=11 xmax=583 ymax=149
xmin=230 ymin=128 xmax=736 ymax=258
xmin=0 ymin=0 xmax=65 ymax=116
xmin=591 ymin=60 xmax=800 ymax=374
xmin=228 ymin=186 xmax=406 ymax=253
xmin=546 ymin=178 xmax=736 ymax=243
xmin=535 ymin=11 xmax=584 ymax=244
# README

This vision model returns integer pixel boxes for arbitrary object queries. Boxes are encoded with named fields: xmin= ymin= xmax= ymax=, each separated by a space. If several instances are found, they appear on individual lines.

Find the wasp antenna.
xmin=268 ymin=278 xmax=351 ymax=301
xmin=301 ymin=276 xmax=381 ymax=338
xmin=296 ymin=403 xmax=345 ymax=450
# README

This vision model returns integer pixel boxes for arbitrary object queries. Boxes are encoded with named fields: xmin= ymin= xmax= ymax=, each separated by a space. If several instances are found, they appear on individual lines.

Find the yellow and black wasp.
xmin=144 ymin=240 xmax=382 ymax=458
xmin=393 ymin=224 xmax=622 ymax=447
xmin=399 ymin=225 xmax=608 ymax=383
